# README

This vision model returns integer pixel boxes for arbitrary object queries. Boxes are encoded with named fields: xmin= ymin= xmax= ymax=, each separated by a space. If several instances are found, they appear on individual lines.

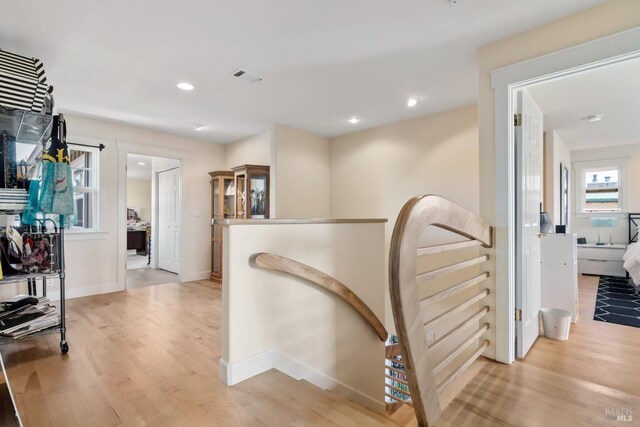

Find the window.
xmin=15 ymin=142 xmax=100 ymax=230
xmin=584 ymin=169 xmax=619 ymax=211
xmin=69 ymin=146 xmax=99 ymax=231
xmin=576 ymin=159 xmax=629 ymax=214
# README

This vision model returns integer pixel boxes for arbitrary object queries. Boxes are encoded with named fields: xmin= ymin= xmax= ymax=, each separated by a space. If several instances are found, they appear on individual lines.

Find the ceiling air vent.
xmin=231 ymin=68 xmax=263 ymax=83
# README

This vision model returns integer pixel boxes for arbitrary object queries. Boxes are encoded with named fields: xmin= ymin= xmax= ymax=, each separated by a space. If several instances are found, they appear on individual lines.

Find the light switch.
xmin=193 ymin=209 xmax=201 ymax=218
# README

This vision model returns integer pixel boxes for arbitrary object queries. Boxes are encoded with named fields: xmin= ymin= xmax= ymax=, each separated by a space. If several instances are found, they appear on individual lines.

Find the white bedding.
xmin=623 ymin=242 xmax=640 ymax=291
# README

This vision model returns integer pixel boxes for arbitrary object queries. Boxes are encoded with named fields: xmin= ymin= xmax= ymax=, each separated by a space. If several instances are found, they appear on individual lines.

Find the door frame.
xmin=117 ymin=141 xmax=189 ymax=290
xmin=490 ymin=27 xmax=640 ymax=364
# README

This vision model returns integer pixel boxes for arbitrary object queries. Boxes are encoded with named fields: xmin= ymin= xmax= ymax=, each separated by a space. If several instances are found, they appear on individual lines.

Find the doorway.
xmin=514 ymin=56 xmax=640 ymax=358
xmin=125 ymin=153 xmax=181 ymax=289
xmin=491 ymin=28 xmax=640 ymax=363
xmin=157 ymin=167 xmax=180 ymax=273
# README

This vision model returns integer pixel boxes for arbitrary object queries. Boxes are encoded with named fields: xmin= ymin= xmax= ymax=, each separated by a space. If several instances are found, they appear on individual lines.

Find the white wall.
xmin=126 ymin=178 xmax=151 ymax=222
xmin=223 ymin=126 xmax=331 ymax=219
xmin=543 ymin=131 xmax=571 ymax=228
xmin=571 ymin=143 xmax=640 ymax=244
xmin=330 ymin=104 xmax=480 ymax=331
xmin=221 ymin=220 xmax=386 ymax=413
xmin=274 ymin=124 xmax=331 ymax=218
xmin=224 ymin=131 xmax=274 ymax=217
xmin=224 ymin=131 xmax=272 ymax=170
xmin=29 ymin=114 xmax=225 ymax=299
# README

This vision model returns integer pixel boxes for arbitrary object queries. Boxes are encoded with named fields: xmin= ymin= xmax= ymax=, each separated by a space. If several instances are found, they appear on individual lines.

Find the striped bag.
xmin=0 ymin=49 xmax=49 ymax=113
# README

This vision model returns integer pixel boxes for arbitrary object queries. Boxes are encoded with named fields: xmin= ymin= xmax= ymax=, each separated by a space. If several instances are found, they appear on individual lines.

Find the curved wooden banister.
xmin=251 ymin=253 xmax=388 ymax=342
xmin=389 ymin=194 xmax=493 ymax=426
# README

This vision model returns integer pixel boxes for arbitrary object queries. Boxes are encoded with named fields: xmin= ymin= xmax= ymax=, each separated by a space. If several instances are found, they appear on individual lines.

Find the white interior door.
xmin=515 ymin=89 xmax=544 ymax=359
xmin=158 ymin=167 xmax=180 ymax=274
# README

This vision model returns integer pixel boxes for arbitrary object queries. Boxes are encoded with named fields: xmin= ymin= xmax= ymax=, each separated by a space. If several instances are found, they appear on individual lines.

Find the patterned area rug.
xmin=594 ymin=276 xmax=640 ymax=328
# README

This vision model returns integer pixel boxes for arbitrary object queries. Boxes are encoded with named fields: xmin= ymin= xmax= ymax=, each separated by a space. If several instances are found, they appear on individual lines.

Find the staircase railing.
xmin=388 ymin=195 xmax=493 ymax=426
xmin=251 ymin=253 xmax=388 ymax=341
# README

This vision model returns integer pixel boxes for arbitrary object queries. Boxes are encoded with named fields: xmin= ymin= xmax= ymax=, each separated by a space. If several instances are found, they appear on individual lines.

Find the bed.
xmin=622 ymin=213 xmax=640 ymax=295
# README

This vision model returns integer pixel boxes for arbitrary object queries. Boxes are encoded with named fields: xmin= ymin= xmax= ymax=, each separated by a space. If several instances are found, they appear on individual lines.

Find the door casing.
xmin=490 ymin=27 xmax=640 ymax=364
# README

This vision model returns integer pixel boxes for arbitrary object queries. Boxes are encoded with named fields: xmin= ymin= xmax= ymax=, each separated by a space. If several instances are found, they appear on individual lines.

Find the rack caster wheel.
xmin=60 ymin=342 xmax=69 ymax=353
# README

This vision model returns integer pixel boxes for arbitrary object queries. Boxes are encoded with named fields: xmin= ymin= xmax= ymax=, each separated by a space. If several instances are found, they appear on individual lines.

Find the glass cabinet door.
xmin=235 ymin=175 xmax=246 ymax=218
xmin=212 ymin=178 xmax=220 ymax=218
xmin=212 ymin=240 xmax=220 ymax=274
xmin=223 ymin=177 xmax=235 ymax=218
xmin=249 ymin=174 xmax=268 ymax=219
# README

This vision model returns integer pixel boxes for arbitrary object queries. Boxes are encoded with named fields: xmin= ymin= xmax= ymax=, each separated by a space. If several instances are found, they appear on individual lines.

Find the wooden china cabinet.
xmin=209 ymin=171 xmax=235 ymax=284
xmin=232 ymin=164 xmax=270 ymax=219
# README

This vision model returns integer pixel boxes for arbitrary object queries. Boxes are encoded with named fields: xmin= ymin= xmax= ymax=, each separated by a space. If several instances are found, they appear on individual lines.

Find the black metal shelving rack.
xmin=0 ymin=107 xmax=68 ymax=353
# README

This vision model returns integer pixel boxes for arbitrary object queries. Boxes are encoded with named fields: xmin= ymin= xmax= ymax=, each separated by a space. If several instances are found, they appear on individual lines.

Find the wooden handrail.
xmin=428 ymin=306 xmax=490 ymax=354
xmin=420 ymin=272 xmax=489 ymax=307
xmin=389 ymin=195 xmax=493 ymax=426
xmin=437 ymin=340 xmax=490 ymax=395
xmin=423 ymin=289 xmax=490 ymax=329
xmin=432 ymin=324 xmax=490 ymax=377
xmin=252 ymin=253 xmax=388 ymax=342
xmin=416 ymin=255 xmax=489 ymax=283
xmin=417 ymin=239 xmax=482 ymax=256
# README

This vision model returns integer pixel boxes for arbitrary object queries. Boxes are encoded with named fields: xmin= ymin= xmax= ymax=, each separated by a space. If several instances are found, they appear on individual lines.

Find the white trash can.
xmin=541 ymin=307 xmax=572 ymax=341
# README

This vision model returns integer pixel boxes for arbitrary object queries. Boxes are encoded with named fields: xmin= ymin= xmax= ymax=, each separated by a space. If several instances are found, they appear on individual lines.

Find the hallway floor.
xmin=0 ymin=276 xmax=638 ymax=426
xmin=420 ymin=274 xmax=640 ymax=426
xmin=126 ymin=261 xmax=179 ymax=289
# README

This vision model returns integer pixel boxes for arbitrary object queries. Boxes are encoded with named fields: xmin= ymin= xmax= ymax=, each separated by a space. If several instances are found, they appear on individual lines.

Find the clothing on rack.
xmin=0 ymin=188 xmax=27 ymax=212
xmin=0 ymin=49 xmax=50 ymax=114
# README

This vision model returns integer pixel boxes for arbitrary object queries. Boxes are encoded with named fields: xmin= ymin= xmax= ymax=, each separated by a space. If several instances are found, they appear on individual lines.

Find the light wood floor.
xmin=1 ymin=275 xmax=639 ymax=426
xmin=0 ymin=281 xmax=397 ymax=426
xmin=126 ymin=267 xmax=179 ymax=289
xmin=431 ymin=274 xmax=640 ymax=426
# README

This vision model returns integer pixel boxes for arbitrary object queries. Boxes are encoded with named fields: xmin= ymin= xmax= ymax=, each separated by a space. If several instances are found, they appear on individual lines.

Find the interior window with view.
xmin=584 ymin=169 xmax=619 ymax=212
xmin=70 ymin=148 xmax=96 ymax=229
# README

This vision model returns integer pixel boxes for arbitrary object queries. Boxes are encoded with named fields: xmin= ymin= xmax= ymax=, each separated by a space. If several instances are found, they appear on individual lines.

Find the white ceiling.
xmin=127 ymin=154 xmax=152 ymax=180
xmin=2 ymin=0 xmax=604 ymax=143
xmin=527 ymin=57 xmax=640 ymax=151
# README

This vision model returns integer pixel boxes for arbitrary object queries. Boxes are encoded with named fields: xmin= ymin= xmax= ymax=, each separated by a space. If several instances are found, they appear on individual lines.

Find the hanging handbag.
xmin=40 ymin=114 xmax=74 ymax=216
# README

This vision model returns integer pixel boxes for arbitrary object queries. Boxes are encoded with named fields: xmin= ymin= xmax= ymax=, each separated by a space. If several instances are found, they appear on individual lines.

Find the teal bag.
xmin=21 ymin=179 xmax=41 ymax=226
xmin=39 ymin=114 xmax=74 ymax=217
xmin=39 ymin=162 xmax=74 ymax=215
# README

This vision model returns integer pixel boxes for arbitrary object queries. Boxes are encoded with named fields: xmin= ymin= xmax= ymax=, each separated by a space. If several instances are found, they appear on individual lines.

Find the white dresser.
xmin=577 ymin=243 xmax=626 ymax=277
xmin=541 ymin=233 xmax=578 ymax=323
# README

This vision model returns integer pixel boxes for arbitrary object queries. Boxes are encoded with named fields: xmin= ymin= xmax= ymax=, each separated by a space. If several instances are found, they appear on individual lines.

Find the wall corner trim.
xmin=489 ymin=27 xmax=640 ymax=89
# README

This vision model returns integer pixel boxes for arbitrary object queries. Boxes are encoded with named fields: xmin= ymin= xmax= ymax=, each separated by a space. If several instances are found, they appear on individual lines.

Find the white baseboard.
xmin=220 ymin=350 xmax=384 ymax=414
xmin=181 ymin=271 xmax=211 ymax=283
xmin=47 ymin=282 xmax=122 ymax=301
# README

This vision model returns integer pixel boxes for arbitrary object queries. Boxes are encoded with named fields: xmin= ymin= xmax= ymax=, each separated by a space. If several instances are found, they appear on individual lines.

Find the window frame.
xmin=574 ymin=158 xmax=629 ymax=217
xmin=68 ymin=145 xmax=100 ymax=233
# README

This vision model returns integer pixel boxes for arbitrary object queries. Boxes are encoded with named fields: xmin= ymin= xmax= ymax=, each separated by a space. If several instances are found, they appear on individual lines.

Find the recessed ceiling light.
xmin=137 ymin=162 xmax=146 ymax=166
xmin=582 ymin=114 xmax=604 ymax=122
xmin=192 ymin=123 xmax=206 ymax=131
xmin=347 ymin=117 xmax=360 ymax=125
xmin=176 ymin=82 xmax=194 ymax=91
xmin=407 ymin=97 xmax=419 ymax=107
